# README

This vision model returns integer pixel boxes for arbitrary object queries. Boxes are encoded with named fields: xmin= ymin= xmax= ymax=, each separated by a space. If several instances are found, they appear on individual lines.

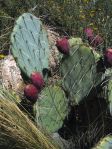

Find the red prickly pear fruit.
xmin=56 ymin=37 xmax=70 ymax=55
xmin=84 ymin=28 xmax=94 ymax=37
xmin=105 ymin=48 xmax=112 ymax=65
xmin=88 ymin=36 xmax=94 ymax=44
xmin=91 ymin=35 xmax=103 ymax=47
xmin=30 ymin=72 xmax=44 ymax=90
xmin=24 ymin=84 xmax=38 ymax=103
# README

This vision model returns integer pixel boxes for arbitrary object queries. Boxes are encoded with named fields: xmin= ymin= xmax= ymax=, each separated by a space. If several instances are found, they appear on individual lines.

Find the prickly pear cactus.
xmin=11 ymin=13 xmax=50 ymax=78
xmin=60 ymin=38 xmax=102 ymax=104
xmin=92 ymin=135 xmax=112 ymax=149
xmin=34 ymin=85 xmax=68 ymax=133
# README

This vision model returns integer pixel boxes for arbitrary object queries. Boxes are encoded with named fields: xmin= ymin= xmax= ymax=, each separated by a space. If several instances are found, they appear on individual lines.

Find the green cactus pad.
xmin=60 ymin=41 xmax=102 ymax=104
xmin=92 ymin=135 xmax=112 ymax=149
xmin=102 ymin=68 xmax=112 ymax=115
xmin=107 ymin=70 xmax=112 ymax=116
xmin=92 ymin=49 xmax=101 ymax=62
xmin=68 ymin=37 xmax=83 ymax=47
xmin=34 ymin=85 xmax=68 ymax=133
xmin=11 ymin=13 xmax=50 ymax=78
xmin=108 ymin=80 xmax=112 ymax=113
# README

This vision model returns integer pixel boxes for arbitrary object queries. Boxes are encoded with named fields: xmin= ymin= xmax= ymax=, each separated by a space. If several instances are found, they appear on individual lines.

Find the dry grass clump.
xmin=0 ymin=87 xmax=60 ymax=149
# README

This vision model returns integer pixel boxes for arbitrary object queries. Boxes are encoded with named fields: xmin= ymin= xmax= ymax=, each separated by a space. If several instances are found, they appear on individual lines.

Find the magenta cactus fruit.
xmin=91 ymin=35 xmax=103 ymax=47
xmin=24 ymin=84 xmax=38 ymax=103
xmin=84 ymin=27 xmax=94 ymax=37
xmin=84 ymin=27 xmax=95 ymax=45
xmin=56 ymin=37 xmax=70 ymax=55
xmin=30 ymin=72 xmax=44 ymax=90
xmin=105 ymin=48 xmax=112 ymax=65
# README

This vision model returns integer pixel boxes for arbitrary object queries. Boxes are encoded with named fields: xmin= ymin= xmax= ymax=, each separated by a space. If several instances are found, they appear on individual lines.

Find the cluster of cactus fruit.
xmin=10 ymin=12 xmax=112 ymax=147
xmin=84 ymin=27 xmax=103 ymax=48
xmin=24 ymin=72 xmax=44 ymax=103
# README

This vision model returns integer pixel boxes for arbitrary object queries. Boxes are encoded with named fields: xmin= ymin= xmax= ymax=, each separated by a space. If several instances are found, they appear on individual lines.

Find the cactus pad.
xmin=92 ymin=135 xmax=112 ymax=149
xmin=68 ymin=37 xmax=83 ymax=47
xmin=106 ymin=69 xmax=112 ymax=116
xmin=11 ymin=13 xmax=50 ymax=78
xmin=60 ymin=39 xmax=102 ymax=104
xmin=34 ymin=85 xmax=68 ymax=133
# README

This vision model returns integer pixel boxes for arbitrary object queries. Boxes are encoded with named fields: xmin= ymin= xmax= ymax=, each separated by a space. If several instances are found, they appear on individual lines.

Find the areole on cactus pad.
xmin=11 ymin=13 xmax=50 ymax=79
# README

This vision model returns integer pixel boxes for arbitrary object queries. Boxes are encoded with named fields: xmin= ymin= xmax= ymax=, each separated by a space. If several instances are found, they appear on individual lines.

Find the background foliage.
xmin=0 ymin=0 xmax=112 ymax=51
